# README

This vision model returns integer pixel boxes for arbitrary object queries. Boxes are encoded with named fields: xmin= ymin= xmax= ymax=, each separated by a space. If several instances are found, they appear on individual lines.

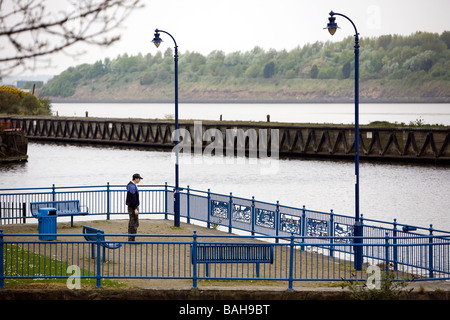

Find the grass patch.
xmin=2 ymin=243 xmax=125 ymax=289
xmin=339 ymin=270 xmax=414 ymax=300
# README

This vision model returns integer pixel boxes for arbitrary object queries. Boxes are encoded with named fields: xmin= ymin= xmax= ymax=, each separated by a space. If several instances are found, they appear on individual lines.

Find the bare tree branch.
xmin=0 ymin=0 xmax=144 ymax=76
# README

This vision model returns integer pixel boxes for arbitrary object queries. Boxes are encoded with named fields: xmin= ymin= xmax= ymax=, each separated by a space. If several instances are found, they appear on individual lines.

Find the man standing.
xmin=126 ymin=173 xmax=143 ymax=241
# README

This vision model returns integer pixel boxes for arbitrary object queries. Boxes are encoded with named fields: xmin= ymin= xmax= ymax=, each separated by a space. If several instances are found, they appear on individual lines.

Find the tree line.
xmin=40 ymin=31 xmax=450 ymax=98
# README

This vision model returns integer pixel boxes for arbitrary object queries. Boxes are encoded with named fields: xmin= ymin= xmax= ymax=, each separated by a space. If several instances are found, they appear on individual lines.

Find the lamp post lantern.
xmin=325 ymin=11 xmax=363 ymax=270
xmin=152 ymin=28 xmax=180 ymax=227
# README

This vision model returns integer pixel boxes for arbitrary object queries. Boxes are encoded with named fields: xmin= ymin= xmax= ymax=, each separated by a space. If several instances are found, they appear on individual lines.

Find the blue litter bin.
xmin=38 ymin=208 xmax=57 ymax=240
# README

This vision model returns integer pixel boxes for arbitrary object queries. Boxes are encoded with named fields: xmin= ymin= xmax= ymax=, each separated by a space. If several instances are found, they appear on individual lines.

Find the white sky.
xmin=8 ymin=0 xmax=450 ymax=76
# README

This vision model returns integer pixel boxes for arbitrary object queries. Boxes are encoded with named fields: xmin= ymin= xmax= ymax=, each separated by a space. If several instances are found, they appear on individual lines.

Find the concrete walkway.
xmin=1 ymin=218 xmax=449 ymax=301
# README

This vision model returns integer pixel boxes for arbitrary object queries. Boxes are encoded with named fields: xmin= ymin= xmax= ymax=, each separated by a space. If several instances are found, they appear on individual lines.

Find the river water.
xmin=52 ymin=102 xmax=450 ymax=126
xmin=1 ymin=102 xmax=450 ymax=231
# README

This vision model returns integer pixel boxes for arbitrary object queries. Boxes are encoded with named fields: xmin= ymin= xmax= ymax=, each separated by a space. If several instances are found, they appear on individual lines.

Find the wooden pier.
xmin=1 ymin=116 xmax=449 ymax=164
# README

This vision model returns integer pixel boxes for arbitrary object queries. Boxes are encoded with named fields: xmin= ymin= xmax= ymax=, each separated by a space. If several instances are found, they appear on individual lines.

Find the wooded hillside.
xmin=39 ymin=31 xmax=450 ymax=102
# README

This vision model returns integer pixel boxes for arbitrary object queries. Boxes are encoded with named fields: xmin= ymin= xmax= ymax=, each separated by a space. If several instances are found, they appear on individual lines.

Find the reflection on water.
xmin=1 ymin=141 xmax=449 ymax=231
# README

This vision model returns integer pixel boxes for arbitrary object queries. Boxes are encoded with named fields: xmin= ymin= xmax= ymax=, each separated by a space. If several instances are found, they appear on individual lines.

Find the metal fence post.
xmin=384 ymin=232 xmax=390 ymax=272
xmin=186 ymin=185 xmax=190 ymax=224
xmin=251 ymin=196 xmax=255 ymax=236
xmin=52 ymin=184 xmax=56 ymax=202
xmin=329 ymin=209 xmax=334 ymax=258
xmin=300 ymin=205 xmax=306 ymax=251
xmin=288 ymin=233 xmax=295 ymax=290
xmin=192 ymin=230 xmax=198 ymax=289
xmin=392 ymin=219 xmax=398 ymax=271
xmin=106 ymin=182 xmax=110 ymax=221
xmin=164 ymin=182 xmax=168 ymax=220
xmin=275 ymin=201 xmax=280 ymax=243
xmin=0 ymin=230 xmax=4 ymax=289
xmin=207 ymin=189 xmax=211 ymax=229
xmin=354 ymin=213 xmax=364 ymax=271
xmin=96 ymin=231 xmax=102 ymax=288
xmin=429 ymin=224 xmax=434 ymax=278
xmin=228 ymin=193 xmax=233 ymax=234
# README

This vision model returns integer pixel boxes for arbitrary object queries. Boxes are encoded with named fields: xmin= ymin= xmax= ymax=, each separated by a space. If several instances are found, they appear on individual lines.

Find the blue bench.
xmin=192 ymin=243 xmax=274 ymax=277
xmin=82 ymin=226 xmax=122 ymax=263
xmin=30 ymin=200 xmax=88 ymax=227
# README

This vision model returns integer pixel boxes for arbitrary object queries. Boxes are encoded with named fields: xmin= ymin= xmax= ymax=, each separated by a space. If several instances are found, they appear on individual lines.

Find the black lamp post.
xmin=152 ymin=29 xmax=180 ymax=228
xmin=325 ymin=11 xmax=363 ymax=271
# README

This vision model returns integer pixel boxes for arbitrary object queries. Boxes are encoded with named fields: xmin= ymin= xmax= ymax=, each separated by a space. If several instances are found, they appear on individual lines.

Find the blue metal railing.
xmin=1 ymin=231 xmax=449 ymax=289
xmin=1 ymin=183 xmax=449 ymax=289
xmin=0 ymin=183 xmax=168 ymax=222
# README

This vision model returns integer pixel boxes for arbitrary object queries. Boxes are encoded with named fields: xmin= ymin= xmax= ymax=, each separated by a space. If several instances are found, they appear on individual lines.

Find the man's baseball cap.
xmin=133 ymin=173 xmax=143 ymax=180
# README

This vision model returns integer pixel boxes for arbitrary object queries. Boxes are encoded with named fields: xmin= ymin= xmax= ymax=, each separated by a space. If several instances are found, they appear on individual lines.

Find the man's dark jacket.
xmin=126 ymin=181 xmax=140 ymax=208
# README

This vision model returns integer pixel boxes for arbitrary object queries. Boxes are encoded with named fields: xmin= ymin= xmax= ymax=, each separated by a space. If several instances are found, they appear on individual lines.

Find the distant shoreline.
xmin=50 ymin=98 xmax=450 ymax=104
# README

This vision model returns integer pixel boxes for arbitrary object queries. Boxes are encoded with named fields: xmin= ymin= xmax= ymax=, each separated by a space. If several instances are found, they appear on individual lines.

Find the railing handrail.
xmin=0 ymin=183 xmax=169 ymax=192
xmin=1 ymin=182 xmax=450 ymax=235
xmin=1 ymin=229 xmax=449 ymax=289
xmin=2 ymin=231 xmax=449 ymax=242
